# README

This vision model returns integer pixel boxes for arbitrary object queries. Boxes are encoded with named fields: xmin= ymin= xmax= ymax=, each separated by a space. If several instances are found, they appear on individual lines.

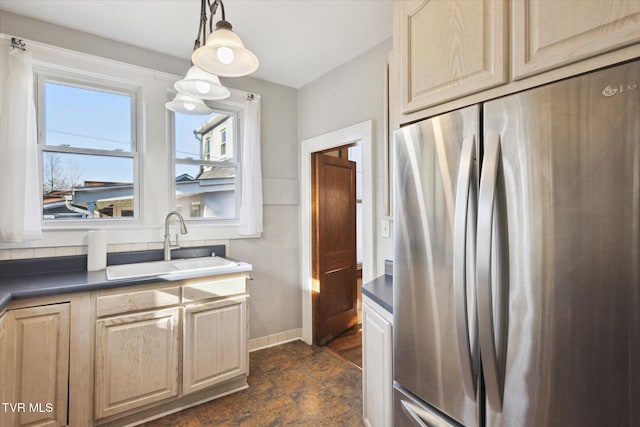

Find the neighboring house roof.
xmin=195 ymin=113 xmax=229 ymax=135
xmin=176 ymin=173 xmax=196 ymax=182
xmin=82 ymin=180 xmax=129 ymax=187
xmin=43 ymin=189 xmax=71 ymax=205
xmin=197 ymin=166 xmax=236 ymax=180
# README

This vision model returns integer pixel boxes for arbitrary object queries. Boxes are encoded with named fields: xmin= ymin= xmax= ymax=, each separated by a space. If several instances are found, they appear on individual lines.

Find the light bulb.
xmin=217 ymin=47 xmax=235 ymax=65
xmin=184 ymin=102 xmax=196 ymax=111
xmin=195 ymin=81 xmax=211 ymax=94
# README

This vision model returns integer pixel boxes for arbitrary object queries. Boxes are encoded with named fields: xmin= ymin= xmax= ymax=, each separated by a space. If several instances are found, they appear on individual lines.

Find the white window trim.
xmin=168 ymin=88 xmax=247 ymax=225
xmin=36 ymin=69 xmax=142 ymax=228
xmin=299 ymin=120 xmax=376 ymax=345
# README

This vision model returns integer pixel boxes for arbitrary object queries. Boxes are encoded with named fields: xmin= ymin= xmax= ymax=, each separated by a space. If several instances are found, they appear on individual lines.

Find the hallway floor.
xmin=325 ymin=324 xmax=362 ymax=369
xmin=144 ymin=340 xmax=364 ymax=426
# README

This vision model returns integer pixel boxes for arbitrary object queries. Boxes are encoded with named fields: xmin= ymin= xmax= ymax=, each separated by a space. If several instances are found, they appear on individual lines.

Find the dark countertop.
xmin=361 ymin=260 xmax=393 ymax=314
xmin=0 ymin=245 xmax=251 ymax=312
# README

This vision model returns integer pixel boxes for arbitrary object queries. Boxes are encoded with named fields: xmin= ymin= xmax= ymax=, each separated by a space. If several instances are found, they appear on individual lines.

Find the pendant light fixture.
xmin=174 ymin=65 xmax=230 ymax=100
xmin=165 ymin=93 xmax=213 ymax=115
xmin=192 ymin=0 xmax=259 ymax=77
xmin=167 ymin=0 xmax=233 ymax=115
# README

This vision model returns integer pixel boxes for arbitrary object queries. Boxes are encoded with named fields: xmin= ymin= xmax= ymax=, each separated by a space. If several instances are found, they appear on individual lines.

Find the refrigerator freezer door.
xmin=483 ymin=60 xmax=640 ymax=426
xmin=393 ymin=105 xmax=480 ymax=427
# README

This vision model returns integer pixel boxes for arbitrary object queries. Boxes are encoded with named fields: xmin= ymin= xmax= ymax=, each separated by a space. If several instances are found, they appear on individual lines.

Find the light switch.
xmin=381 ymin=219 xmax=391 ymax=238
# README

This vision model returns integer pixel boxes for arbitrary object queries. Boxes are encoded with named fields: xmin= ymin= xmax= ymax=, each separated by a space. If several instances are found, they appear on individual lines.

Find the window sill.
xmin=1 ymin=222 xmax=259 ymax=250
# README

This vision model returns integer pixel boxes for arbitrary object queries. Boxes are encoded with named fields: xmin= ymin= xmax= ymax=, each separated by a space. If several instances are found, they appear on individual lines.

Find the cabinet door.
xmin=513 ymin=0 xmax=640 ymax=79
xmin=396 ymin=0 xmax=507 ymax=114
xmin=362 ymin=298 xmax=392 ymax=427
xmin=95 ymin=308 xmax=180 ymax=419
xmin=183 ymin=296 xmax=247 ymax=394
xmin=3 ymin=304 xmax=70 ymax=427
xmin=0 ymin=313 xmax=7 ymax=427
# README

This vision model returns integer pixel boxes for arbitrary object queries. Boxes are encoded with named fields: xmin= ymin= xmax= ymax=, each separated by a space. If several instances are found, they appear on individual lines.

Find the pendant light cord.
xmin=209 ymin=0 xmax=230 ymax=33
xmin=193 ymin=0 xmax=207 ymax=51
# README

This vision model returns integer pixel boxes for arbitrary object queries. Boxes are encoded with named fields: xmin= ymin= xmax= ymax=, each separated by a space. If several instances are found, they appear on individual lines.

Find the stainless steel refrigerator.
xmin=393 ymin=59 xmax=639 ymax=427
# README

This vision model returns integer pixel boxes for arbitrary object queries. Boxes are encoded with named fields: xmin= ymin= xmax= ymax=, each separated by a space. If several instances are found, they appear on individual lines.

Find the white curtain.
xmin=0 ymin=43 xmax=42 ymax=242
xmin=237 ymin=96 xmax=263 ymax=236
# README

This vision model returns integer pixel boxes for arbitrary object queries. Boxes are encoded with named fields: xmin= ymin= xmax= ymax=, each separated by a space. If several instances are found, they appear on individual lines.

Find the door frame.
xmin=300 ymin=120 xmax=375 ymax=344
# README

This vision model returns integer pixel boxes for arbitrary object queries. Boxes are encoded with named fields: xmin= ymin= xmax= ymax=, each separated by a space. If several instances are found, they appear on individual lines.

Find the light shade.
xmin=174 ymin=66 xmax=230 ymax=100
xmin=192 ymin=26 xmax=259 ymax=77
xmin=165 ymin=93 xmax=212 ymax=115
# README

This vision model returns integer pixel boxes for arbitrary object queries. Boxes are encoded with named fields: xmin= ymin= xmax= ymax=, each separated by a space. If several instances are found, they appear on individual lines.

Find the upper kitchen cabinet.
xmin=392 ymin=0 xmax=640 ymax=124
xmin=395 ymin=0 xmax=508 ymax=114
xmin=512 ymin=0 xmax=640 ymax=79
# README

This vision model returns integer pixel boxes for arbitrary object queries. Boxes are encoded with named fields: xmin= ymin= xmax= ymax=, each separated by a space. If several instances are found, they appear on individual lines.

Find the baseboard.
xmin=248 ymin=328 xmax=302 ymax=352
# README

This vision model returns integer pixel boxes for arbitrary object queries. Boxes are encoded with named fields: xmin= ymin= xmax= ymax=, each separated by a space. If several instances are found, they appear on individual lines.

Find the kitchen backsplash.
xmin=0 ymin=239 xmax=229 ymax=261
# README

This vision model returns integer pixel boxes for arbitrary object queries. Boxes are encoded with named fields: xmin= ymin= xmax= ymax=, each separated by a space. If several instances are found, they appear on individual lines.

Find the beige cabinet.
xmin=95 ymin=307 xmax=180 ymax=419
xmin=93 ymin=274 xmax=249 ymax=424
xmin=362 ymin=296 xmax=393 ymax=427
xmin=393 ymin=0 xmax=640 ymax=123
xmin=513 ymin=1 xmax=640 ymax=79
xmin=1 ymin=304 xmax=70 ymax=427
xmin=0 ymin=313 xmax=6 ymax=404
xmin=395 ymin=0 xmax=508 ymax=114
xmin=183 ymin=296 xmax=248 ymax=394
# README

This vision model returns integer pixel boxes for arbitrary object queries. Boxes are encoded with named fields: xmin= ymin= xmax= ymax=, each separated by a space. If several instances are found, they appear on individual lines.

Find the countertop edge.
xmin=361 ymin=274 xmax=393 ymax=314
xmin=0 ymin=261 xmax=252 ymax=313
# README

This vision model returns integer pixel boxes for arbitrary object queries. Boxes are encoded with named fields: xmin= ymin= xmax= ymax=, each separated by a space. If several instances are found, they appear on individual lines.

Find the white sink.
xmin=106 ymin=256 xmax=237 ymax=280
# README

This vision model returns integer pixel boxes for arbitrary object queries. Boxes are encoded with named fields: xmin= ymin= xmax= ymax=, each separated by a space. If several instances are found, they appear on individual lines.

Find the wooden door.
xmin=312 ymin=152 xmax=357 ymax=345
xmin=183 ymin=296 xmax=247 ymax=394
xmin=95 ymin=307 xmax=180 ymax=419
xmin=3 ymin=304 xmax=70 ymax=427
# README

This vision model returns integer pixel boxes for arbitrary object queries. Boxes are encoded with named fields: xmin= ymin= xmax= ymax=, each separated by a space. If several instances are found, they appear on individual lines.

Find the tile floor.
xmin=143 ymin=340 xmax=364 ymax=426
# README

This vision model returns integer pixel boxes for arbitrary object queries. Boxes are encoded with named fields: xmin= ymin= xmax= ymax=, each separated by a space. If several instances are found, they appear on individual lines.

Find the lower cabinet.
xmin=93 ymin=274 xmax=250 ymax=425
xmin=94 ymin=307 xmax=180 ymax=419
xmin=1 ymin=304 xmax=70 ymax=427
xmin=362 ymin=296 xmax=393 ymax=427
xmin=0 ymin=272 xmax=249 ymax=426
xmin=183 ymin=296 xmax=247 ymax=394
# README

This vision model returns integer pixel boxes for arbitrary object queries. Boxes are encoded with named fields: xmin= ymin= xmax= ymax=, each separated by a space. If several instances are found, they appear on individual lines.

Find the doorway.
xmin=300 ymin=121 xmax=375 ymax=345
xmin=312 ymin=149 xmax=358 ymax=345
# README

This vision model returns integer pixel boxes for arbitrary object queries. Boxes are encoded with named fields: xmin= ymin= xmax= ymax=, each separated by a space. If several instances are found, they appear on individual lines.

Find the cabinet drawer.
xmin=183 ymin=276 xmax=247 ymax=303
xmin=96 ymin=286 xmax=180 ymax=317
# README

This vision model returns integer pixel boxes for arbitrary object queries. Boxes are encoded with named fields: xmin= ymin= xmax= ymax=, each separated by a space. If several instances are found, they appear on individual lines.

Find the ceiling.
xmin=0 ymin=0 xmax=393 ymax=89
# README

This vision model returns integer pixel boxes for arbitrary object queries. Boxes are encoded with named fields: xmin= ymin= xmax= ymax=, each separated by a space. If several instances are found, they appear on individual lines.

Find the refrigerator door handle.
xmin=477 ymin=130 xmax=504 ymax=411
xmin=401 ymin=400 xmax=430 ymax=427
xmin=452 ymin=134 xmax=478 ymax=400
xmin=400 ymin=399 xmax=458 ymax=427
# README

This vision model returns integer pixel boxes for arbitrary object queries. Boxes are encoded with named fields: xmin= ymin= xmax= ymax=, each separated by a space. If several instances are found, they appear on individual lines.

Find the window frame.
xmin=168 ymin=93 xmax=245 ymax=224
xmin=35 ymin=69 xmax=141 ymax=227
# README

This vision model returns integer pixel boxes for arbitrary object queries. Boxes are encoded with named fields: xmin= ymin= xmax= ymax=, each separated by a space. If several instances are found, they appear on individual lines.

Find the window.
xmin=38 ymin=77 xmax=137 ymax=221
xmin=172 ymin=106 xmax=239 ymax=220
xmin=220 ymin=128 xmax=227 ymax=158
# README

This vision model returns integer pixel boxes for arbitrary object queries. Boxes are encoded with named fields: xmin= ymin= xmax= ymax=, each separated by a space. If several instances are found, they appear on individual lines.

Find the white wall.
xmin=0 ymin=11 xmax=186 ymax=76
xmin=298 ymin=38 xmax=394 ymax=277
xmin=222 ymin=76 xmax=301 ymax=340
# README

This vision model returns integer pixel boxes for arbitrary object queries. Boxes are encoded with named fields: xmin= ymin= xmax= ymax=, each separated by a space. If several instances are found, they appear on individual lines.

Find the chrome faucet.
xmin=164 ymin=211 xmax=188 ymax=260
